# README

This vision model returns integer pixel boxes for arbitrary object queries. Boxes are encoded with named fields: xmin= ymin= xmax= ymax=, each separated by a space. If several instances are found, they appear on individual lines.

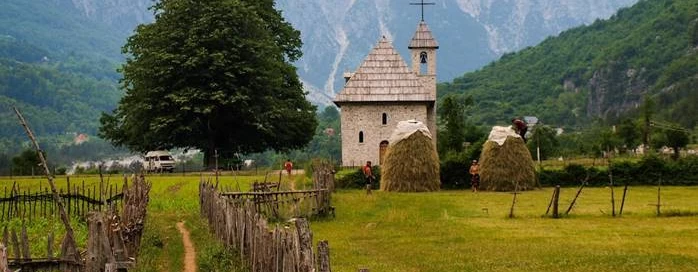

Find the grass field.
xmin=2 ymin=173 xmax=698 ymax=271
xmin=313 ymin=187 xmax=698 ymax=272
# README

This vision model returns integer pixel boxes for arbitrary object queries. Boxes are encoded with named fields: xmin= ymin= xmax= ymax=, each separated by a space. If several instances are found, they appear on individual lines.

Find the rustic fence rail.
xmin=220 ymin=189 xmax=332 ymax=220
xmin=0 ymin=179 xmax=124 ymax=222
xmin=200 ymin=182 xmax=331 ymax=272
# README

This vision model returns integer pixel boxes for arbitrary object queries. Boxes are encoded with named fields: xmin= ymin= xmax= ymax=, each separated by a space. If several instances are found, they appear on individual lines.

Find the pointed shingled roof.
xmin=334 ymin=37 xmax=434 ymax=104
xmin=409 ymin=21 xmax=438 ymax=49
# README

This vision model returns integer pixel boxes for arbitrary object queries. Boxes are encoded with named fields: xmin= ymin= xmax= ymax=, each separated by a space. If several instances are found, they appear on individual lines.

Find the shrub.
xmin=55 ymin=167 xmax=67 ymax=175
xmin=335 ymin=166 xmax=380 ymax=189
xmin=439 ymin=152 xmax=469 ymax=190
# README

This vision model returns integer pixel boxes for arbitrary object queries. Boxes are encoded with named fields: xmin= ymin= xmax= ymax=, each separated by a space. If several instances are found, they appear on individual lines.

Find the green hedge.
xmin=539 ymin=155 xmax=698 ymax=187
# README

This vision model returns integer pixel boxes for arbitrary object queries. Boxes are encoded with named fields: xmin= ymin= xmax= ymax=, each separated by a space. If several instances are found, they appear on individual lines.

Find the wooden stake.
xmin=619 ymin=184 xmax=628 ymax=216
xmin=657 ymin=178 xmax=662 ymax=216
xmin=552 ymin=185 xmax=561 ymax=218
xmin=317 ymin=240 xmax=331 ymax=272
xmin=545 ymin=187 xmax=557 ymax=215
xmin=508 ymin=183 xmax=519 ymax=218
xmin=0 ymin=243 xmax=8 ymax=272
xmin=13 ymin=107 xmax=79 ymax=261
xmin=609 ymin=167 xmax=615 ymax=217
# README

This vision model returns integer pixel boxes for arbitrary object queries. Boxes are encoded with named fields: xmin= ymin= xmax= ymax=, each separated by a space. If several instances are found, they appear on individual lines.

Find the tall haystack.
xmin=381 ymin=120 xmax=440 ymax=192
xmin=479 ymin=126 xmax=536 ymax=191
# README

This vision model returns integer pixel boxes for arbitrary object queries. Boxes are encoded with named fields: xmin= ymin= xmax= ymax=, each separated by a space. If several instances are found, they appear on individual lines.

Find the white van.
xmin=144 ymin=150 xmax=176 ymax=173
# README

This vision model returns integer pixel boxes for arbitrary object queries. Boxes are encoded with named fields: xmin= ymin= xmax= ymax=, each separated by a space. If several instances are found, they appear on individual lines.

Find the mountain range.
xmin=4 ymin=0 xmax=682 ymax=159
xmin=276 ymin=0 xmax=637 ymax=105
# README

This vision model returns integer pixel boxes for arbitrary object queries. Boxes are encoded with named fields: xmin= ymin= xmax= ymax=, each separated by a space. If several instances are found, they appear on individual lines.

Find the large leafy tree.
xmin=100 ymin=0 xmax=317 ymax=166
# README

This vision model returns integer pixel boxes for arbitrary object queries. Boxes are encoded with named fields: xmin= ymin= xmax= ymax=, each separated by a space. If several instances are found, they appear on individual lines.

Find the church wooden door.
xmin=379 ymin=141 xmax=389 ymax=165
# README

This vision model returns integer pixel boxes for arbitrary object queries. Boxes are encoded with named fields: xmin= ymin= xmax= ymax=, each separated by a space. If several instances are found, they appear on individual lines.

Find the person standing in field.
xmin=284 ymin=159 xmax=293 ymax=176
xmin=512 ymin=118 xmax=528 ymax=143
xmin=469 ymin=160 xmax=480 ymax=192
xmin=363 ymin=161 xmax=375 ymax=195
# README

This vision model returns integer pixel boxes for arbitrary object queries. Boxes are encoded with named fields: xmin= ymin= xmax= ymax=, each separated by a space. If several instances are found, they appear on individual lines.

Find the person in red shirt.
xmin=363 ymin=161 xmax=375 ymax=195
xmin=512 ymin=118 xmax=528 ymax=143
xmin=284 ymin=159 xmax=293 ymax=176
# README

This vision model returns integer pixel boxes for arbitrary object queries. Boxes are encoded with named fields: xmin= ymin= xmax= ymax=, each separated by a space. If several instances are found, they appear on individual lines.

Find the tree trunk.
xmin=672 ymin=147 xmax=680 ymax=160
xmin=203 ymin=149 xmax=214 ymax=170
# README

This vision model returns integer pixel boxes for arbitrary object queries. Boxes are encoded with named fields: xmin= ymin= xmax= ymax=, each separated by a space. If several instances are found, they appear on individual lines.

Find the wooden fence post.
xmin=85 ymin=212 xmax=115 ymax=272
xmin=552 ymin=185 xmax=560 ymax=218
xmin=317 ymin=240 xmax=331 ymax=272
xmin=565 ymin=181 xmax=586 ymax=215
xmin=609 ymin=167 xmax=615 ymax=217
xmin=619 ymin=184 xmax=628 ymax=216
xmin=0 ymin=243 xmax=8 ymax=272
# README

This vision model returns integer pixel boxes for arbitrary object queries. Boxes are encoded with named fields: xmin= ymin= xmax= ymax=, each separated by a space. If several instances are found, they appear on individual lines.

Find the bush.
xmin=335 ymin=166 xmax=380 ymax=189
xmin=440 ymin=152 xmax=470 ymax=189
xmin=55 ymin=167 xmax=67 ymax=175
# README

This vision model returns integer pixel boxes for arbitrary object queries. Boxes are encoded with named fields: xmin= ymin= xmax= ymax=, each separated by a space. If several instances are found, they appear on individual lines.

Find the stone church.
xmin=333 ymin=20 xmax=438 ymax=166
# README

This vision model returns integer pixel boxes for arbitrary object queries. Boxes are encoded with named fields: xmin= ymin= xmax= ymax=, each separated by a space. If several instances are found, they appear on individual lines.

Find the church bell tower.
xmin=409 ymin=20 xmax=438 ymax=143
xmin=409 ymin=20 xmax=438 ymax=96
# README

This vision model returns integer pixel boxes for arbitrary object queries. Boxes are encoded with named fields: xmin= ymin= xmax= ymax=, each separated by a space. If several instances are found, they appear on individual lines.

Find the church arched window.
xmin=420 ymin=51 xmax=428 ymax=63
xmin=359 ymin=131 xmax=364 ymax=143
xmin=382 ymin=113 xmax=388 ymax=125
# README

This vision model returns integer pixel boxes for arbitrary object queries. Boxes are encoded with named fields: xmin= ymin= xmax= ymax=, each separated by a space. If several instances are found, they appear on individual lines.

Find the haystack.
xmin=381 ymin=120 xmax=440 ymax=192
xmin=479 ymin=126 xmax=536 ymax=191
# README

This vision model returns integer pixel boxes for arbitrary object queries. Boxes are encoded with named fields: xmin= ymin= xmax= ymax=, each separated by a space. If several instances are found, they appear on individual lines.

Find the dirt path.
xmin=176 ymin=221 xmax=197 ymax=272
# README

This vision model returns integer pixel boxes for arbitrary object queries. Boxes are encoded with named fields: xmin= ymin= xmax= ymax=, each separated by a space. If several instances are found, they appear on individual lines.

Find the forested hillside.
xmin=439 ymin=0 xmax=698 ymax=129
xmin=0 ymin=0 xmax=130 ymax=164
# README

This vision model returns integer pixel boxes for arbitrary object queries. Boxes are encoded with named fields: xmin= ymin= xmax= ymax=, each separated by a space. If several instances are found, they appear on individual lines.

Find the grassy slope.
xmin=2 ymin=174 xmax=698 ymax=271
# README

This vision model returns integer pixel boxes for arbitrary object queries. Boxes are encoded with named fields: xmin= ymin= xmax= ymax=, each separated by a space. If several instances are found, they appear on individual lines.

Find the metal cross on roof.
xmin=410 ymin=0 xmax=435 ymax=21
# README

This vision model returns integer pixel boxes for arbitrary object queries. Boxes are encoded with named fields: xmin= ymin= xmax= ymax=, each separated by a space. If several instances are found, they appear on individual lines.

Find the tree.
xmin=617 ymin=118 xmax=640 ymax=152
xmin=437 ymin=95 xmax=471 ymax=156
xmin=640 ymin=95 xmax=655 ymax=148
xmin=12 ymin=149 xmax=41 ymax=175
xmin=653 ymin=123 xmax=690 ymax=160
xmin=100 ymin=0 xmax=317 ymax=167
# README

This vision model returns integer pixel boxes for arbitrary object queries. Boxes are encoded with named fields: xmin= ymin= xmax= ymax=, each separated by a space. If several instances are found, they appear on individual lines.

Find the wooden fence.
xmin=0 ymin=179 xmax=124 ymax=222
xmin=1 ymin=175 xmax=150 ymax=272
xmin=200 ymin=182 xmax=331 ymax=272
xmin=220 ymin=189 xmax=332 ymax=220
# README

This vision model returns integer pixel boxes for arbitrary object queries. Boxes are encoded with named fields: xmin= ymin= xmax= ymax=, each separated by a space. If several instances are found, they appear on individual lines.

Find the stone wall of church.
xmin=340 ymin=103 xmax=430 ymax=166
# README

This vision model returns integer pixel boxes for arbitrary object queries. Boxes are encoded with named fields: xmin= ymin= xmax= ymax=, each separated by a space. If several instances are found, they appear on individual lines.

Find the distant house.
xmin=333 ymin=20 xmax=438 ymax=166
xmin=74 ymin=133 xmax=89 ymax=145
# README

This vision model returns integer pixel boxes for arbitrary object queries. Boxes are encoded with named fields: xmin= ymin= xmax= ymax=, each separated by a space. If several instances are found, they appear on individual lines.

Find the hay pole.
xmin=565 ymin=168 xmax=592 ymax=216
xmin=609 ymin=164 xmax=616 ymax=217
xmin=619 ymin=184 xmax=628 ymax=216
xmin=565 ymin=182 xmax=585 ymax=216
xmin=508 ymin=183 xmax=519 ymax=218
xmin=656 ymin=177 xmax=662 ymax=216
xmin=545 ymin=186 xmax=559 ymax=216
xmin=553 ymin=185 xmax=560 ymax=218
xmin=13 ymin=107 xmax=79 ymax=261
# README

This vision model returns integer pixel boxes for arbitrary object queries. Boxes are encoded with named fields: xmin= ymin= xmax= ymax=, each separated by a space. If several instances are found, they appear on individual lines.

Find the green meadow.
xmin=2 ymin=174 xmax=698 ymax=271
